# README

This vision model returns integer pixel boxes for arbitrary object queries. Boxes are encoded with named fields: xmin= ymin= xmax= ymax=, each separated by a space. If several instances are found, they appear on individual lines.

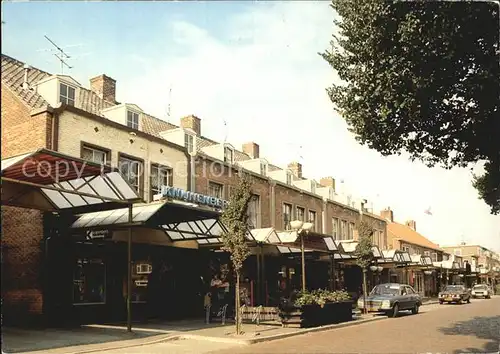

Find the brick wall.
xmin=57 ymin=111 xmax=189 ymax=200
xmin=1 ymin=84 xmax=52 ymax=157
xmin=274 ymin=183 xmax=324 ymax=231
xmin=1 ymin=206 xmax=45 ymax=323
xmin=194 ymin=156 xmax=272 ymax=228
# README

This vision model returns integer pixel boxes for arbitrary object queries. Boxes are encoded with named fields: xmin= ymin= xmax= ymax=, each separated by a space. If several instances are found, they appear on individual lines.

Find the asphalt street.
xmin=98 ymin=297 xmax=500 ymax=354
xmin=208 ymin=297 xmax=500 ymax=354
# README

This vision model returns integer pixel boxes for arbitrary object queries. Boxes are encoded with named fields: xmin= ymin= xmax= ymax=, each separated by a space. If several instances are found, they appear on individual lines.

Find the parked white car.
xmin=471 ymin=284 xmax=492 ymax=299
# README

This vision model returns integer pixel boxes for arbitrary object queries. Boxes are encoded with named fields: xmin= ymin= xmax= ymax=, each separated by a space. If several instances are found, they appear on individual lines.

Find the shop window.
xmin=73 ymin=258 xmax=106 ymax=304
xmin=208 ymin=181 xmax=224 ymax=199
xmin=150 ymin=164 xmax=172 ymax=201
xmin=283 ymin=203 xmax=292 ymax=230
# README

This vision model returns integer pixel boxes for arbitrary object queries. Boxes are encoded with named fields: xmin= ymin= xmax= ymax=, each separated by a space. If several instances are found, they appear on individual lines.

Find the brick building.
xmin=380 ymin=207 xmax=443 ymax=296
xmin=1 ymin=54 xmax=387 ymax=324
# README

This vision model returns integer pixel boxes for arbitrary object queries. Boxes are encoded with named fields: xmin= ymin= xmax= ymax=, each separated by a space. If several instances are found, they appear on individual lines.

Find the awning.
xmin=250 ymin=228 xmax=346 ymax=253
xmin=1 ymin=149 xmax=141 ymax=213
xmin=71 ymin=200 xmax=255 ymax=245
xmin=410 ymin=254 xmax=435 ymax=267
xmin=337 ymin=240 xmax=383 ymax=258
xmin=380 ymin=249 xmax=413 ymax=264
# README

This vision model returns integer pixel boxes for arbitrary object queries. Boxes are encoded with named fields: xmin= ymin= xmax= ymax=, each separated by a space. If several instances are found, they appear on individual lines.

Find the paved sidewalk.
xmin=2 ymin=299 xmax=440 ymax=354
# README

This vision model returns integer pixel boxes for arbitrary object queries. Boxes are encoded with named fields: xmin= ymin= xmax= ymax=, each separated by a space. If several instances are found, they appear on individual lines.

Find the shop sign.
xmin=87 ymin=229 xmax=110 ymax=239
xmin=154 ymin=186 xmax=229 ymax=209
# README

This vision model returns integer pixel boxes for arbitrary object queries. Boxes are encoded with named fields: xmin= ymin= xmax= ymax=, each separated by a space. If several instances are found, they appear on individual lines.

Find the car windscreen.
xmin=473 ymin=285 xmax=488 ymax=289
xmin=370 ymin=285 xmax=400 ymax=296
xmin=443 ymin=285 xmax=464 ymax=292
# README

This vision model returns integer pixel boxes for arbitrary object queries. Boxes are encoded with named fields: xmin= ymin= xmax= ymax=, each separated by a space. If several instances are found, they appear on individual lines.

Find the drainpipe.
xmin=270 ymin=181 xmax=276 ymax=227
xmin=322 ymin=198 xmax=327 ymax=234
xmin=189 ymin=153 xmax=196 ymax=192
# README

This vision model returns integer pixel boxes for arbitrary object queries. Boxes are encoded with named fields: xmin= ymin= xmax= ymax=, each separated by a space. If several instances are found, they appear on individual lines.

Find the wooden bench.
xmin=240 ymin=306 xmax=280 ymax=324
xmin=279 ymin=309 xmax=302 ymax=328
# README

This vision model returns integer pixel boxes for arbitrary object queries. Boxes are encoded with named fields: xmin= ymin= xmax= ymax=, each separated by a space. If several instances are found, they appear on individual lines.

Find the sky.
xmin=2 ymin=1 xmax=499 ymax=252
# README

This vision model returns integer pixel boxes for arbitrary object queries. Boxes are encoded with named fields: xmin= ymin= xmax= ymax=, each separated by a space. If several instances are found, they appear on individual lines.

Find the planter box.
xmin=279 ymin=301 xmax=353 ymax=328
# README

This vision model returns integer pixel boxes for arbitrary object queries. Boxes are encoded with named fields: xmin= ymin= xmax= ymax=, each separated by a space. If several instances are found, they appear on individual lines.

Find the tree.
xmin=353 ymin=220 xmax=374 ymax=314
xmin=220 ymin=176 xmax=253 ymax=335
xmin=322 ymin=0 xmax=500 ymax=214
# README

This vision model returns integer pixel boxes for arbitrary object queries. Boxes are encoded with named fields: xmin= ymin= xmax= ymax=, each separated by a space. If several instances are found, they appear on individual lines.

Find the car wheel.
xmin=390 ymin=303 xmax=399 ymax=318
xmin=486 ymin=295 xmax=491 ymax=299
xmin=439 ymin=300 xmax=443 ymax=304
xmin=457 ymin=299 xmax=463 ymax=305
xmin=467 ymin=298 xmax=470 ymax=303
xmin=411 ymin=304 xmax=419 ymax=314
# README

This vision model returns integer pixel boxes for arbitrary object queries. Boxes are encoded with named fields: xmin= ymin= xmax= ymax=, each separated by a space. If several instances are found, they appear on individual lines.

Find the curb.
xmin=81 ymin=316 xmax=387 ymax=352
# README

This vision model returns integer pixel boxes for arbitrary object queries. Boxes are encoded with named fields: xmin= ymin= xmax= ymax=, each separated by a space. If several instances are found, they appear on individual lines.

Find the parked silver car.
xmin=357 ymin=283 xmax=422 ymax=318
xmin=471 ymin=284 xmax=492 ymax=299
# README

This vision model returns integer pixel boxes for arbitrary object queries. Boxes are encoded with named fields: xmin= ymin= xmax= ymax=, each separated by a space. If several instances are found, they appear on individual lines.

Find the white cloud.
xmin=118 ymin=2 xmax=500 ymax=252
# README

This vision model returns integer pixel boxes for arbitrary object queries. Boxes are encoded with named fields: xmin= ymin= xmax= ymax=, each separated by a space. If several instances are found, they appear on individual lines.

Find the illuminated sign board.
xmin=154 ymin=186 xmax=229 ymax=209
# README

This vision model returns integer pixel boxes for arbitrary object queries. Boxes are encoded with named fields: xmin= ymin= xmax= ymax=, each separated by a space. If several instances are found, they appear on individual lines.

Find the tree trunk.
xmin=235 ymin=272 xmax=241 ymax=335
xmin=362 ymin=268 xmax=368 ymax=314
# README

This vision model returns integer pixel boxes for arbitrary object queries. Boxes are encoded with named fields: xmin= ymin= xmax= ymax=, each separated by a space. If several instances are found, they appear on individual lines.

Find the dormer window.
xmin=260 ymin=162 xmax=267 ymax=176
xmin=224 ymin=146 xmax=234 ymax=164
xmin=127 ymin=110 xmax=139 ymax=130
xmin=59 ymin=82 xmax=75 ymax=106
xmin=286 ymin=171 xmax=292 ymax=185
xmin=185 ymin=133 xmax=195 ymax=154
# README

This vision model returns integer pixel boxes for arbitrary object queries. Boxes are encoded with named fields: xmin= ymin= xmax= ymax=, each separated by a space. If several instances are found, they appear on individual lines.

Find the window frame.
xmin=59 ymin=81 xmax=76 ymax=106
xmin=247 ymin=193 xmax=261 ymax=229
xmin=80 ymin=142 xmax=111 ymax=166
xmin=308 ymin=210 xmax=317 ymax=232
xmin=150 ymin=162 xmax=173 ymax=202
xmin=127 ymin=110 xmax=140 ymax=130
xmin=283 ymin=202 xmax=293 ymax=230
xmin=332 ymin=217 xmax=339 ymax=240
xmin=260 ymin=162 xmax=267 ymax=176
xmin=184 ymin=133 xmax=195 ymax=154
xmin=223 ymin=146 xmax=234 ymax=164
xmin=295 ymin=205 xmax=305 ymax=222
xmin=340 ymin=220 xmax=348 ymax=240
xmin=207 ymin=180 xmax=224 ymax=199
xmin=118 ymin=152 xmax=144 ymax=197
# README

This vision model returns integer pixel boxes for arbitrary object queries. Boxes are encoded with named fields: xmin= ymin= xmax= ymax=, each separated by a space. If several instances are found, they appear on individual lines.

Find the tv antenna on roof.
xmin=39 ymin=35 xmax=80 ymax=74
xmin=166 ymin=85 xmax=173 ymax=123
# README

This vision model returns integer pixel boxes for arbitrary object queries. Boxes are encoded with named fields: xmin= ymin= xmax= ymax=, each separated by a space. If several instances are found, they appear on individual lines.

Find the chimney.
xmin=90 ymin=74 xmax=116 ymax=103
xmin=288 ymin=161 xmax=302 ymax=179
xmin=380 ymin=207 xmax=394 ymax=222
xmin=319 ymin=177 xmax=336 ymax=191
xmin=180 ymin=115 xmax=201 ymax=135
xmin=242 ymin=142 xmax=260 ymax=159
xmin=22 ymin=64 xmax=30 ymax=90
xmin=405 ymin=220 xmax=416 ymax=231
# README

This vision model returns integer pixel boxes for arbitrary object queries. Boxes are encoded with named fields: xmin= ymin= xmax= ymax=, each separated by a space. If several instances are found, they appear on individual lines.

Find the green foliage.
xmin=220 ymin=176 xmax=253 ymax=273
xmin=322 ymin=0 xmax=500 ymax=214
xmin=294 ymin=289 xmax=351 ymax=307
xmin=353 ymin=220 xmax=374 ymax=269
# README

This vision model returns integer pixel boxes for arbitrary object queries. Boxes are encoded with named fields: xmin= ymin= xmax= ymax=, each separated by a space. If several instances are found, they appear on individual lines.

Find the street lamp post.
xmin=290 ymin=220 xmax=313 ymax=292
